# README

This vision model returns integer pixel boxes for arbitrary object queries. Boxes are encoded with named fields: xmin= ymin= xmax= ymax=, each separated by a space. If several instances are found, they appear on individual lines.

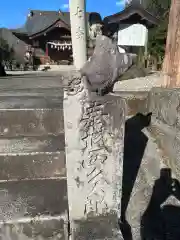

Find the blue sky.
xmin=0 ymin=0 xmax=125 ymax=28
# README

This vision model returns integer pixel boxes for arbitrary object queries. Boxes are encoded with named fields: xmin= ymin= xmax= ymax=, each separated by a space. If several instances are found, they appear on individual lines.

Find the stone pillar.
xmin=64 ymin=71 xmax=126 ymax=239
xmin=65 ymin=6 xmax=127 ymax=238
xmin=69 ymin=0 xmax=87 ymax=69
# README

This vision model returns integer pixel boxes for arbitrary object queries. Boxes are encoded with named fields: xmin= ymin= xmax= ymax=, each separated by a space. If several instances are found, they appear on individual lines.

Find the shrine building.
xmin=0 ymin=2 xmax=159 ymax=67
xmin=11 ymin=10 xmax=101 ymax=65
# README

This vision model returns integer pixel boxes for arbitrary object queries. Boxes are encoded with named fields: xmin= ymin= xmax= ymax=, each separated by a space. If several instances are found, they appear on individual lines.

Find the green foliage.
xmin=148 ymin=16 xmax=169 ymax=60
xmin=0 ymin=37 xmax=14 ymax=62
xmin=145 ymin=0 xmax=171 ymax=65
xmin=145 ymin=0 xmax=171 ymax=18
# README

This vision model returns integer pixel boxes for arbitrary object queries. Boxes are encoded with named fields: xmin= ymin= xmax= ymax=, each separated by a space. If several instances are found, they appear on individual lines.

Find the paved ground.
xmin=6 ymin=65 xmax=75 ymax=76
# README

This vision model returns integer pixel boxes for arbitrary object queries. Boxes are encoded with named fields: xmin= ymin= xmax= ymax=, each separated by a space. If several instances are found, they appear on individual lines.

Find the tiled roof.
xmin=12 ymin=10 xmax=91 ymax=36
xmin=104 ymin=2 xmax=160 ymax=28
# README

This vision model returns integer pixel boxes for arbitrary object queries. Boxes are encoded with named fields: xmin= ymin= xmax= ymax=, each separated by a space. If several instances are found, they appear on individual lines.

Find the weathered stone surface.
xmin=148 ymin=87 xmax=180 ymax=127
xmin=0 ymin=135 xmax=64 ymax=154
xmin=0 ymin=76 xmax=63 ymax=90
xmin=115 ymin=91 xmax=149 ymax=117
xmin=125 ymin=127 xmax=180 ymax=239
xmin=0 ymin=74 xmax=64 ymax=97
xmin=64 ymin=72 xmax=125 ymax=239
xmin=0 ymin=152 xmax=66 ymax=180
xmin=0 ymin=109 xmax=64 ymax=137
xmin=0 ymin=88 xmax=64 ymax=97
xmin=117 ymin=65 xmax=149 ymax=81
xmin=0 ymin=217 xmax=66 ymax=240
xmin=0 ymin=73 xmax=68 ymax=240
xmin=80 ymin=35 xmax=133 ymax=95
xmin=120 ymin=88 xmax=180 ymax=240
xmin=0 ymin=96 xmax=63 ymax=109
xmin=148 ymin=87 xmax=180 ymax=179
xmin=0 ymin=179 xmax=68 ymax=221
xmin=123 ymin=127 xmax=162 ymax=239
xmin=149 ymin=120 xmax=180 ymax=179
xmin=114 ymin=72 xmax=162 ymax=93
xmin=73 ymin=214 xmax=123 ymax=240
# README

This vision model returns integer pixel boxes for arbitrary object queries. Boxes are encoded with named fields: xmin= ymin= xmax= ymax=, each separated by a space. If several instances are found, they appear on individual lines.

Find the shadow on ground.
xmin=119 ymin=113 xmax=180 ymax=240
xmin=119 ymin=112 xmax=152 ymax=239
xmin=141 ymin=168 xmax=180 ymax=240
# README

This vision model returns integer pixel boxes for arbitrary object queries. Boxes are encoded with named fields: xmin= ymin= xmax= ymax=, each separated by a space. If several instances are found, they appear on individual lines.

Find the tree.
xmin=148 ymin=12 xmax=169 ymax=63
xmin=0 ymin=38 xmax=8 ymax=76
xmin=145 ymin=0 xmax=171 ymax=68
xmin=163 ymin=0 xmax=180 ymax=87
xmin=145 ymin=0 xmax=171 ymax=18
xmin=0 ymin=38 xmax=14 ymax=64
xmin=0 ymin=37 xmax=15 ymax=75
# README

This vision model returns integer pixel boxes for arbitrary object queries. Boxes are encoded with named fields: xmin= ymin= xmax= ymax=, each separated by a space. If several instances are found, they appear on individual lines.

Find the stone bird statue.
xmin=80 ymin=35 xmax=134 ymax=96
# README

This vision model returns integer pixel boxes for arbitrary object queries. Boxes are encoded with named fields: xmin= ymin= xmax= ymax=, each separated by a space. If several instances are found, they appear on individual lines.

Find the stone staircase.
xmin=0 ymin=74 xmax=68 ymax=240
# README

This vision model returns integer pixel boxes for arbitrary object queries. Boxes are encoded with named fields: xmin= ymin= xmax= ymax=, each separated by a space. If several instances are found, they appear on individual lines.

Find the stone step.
xmin=0 ymin=88 xmax=64 ymax=97
xmin=0 ymin=152 xmax=66 ymax=181
xmin=0 ymin=215 xmax=68 ymax=240
xmin=0 ymin=76 xmax=63 ymax=89
xmin=0 ymin=179 xmax=68 ymax=222
xmin=0 ymin=135 xmax=64 ymax=154
xmin=0 ymin=95 xmax=64 ymax=137
xmin=0 ymin=96 xmax=63 ymax=109
xmin=0 ymin=109 xmax=64 ymax=137
xmin=0 ymin=75 xmax=64 ymax=97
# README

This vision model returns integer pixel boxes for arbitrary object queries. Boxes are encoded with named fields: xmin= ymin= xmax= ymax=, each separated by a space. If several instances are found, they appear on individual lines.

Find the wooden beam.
xmin=163 ymin=0 xmax=180 ymax=87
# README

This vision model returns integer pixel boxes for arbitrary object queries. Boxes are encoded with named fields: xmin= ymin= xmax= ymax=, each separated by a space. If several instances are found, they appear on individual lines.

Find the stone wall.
xmin=116 ymin=87 xmax=180 ymax=240
xmin=148 ymin=87 xmax=180 ymax=179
